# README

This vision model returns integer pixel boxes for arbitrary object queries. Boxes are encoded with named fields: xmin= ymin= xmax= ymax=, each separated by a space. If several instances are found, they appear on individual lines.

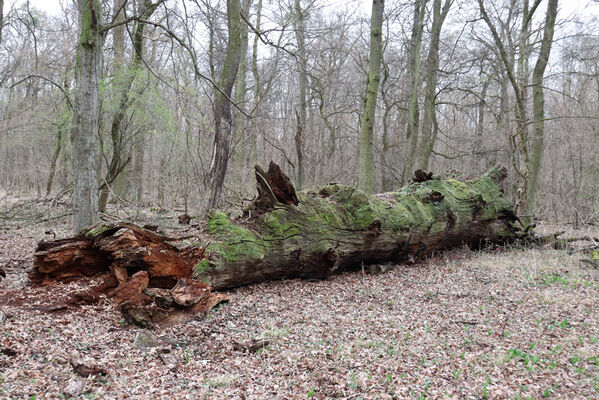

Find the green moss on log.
xmin=85 ymin=224 xmax=112 ymax=238
xmin=194 ymin=166 xmax=517 ymax=289
xmin=204 ymin=211 xmax=265 ymax=263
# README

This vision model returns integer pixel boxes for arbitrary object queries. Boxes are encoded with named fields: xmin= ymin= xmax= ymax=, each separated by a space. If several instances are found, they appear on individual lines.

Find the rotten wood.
xmin=253 ymin=161 xmax=299 ymax=211
xmin=31 ymin=162 xmax=523 ymax=325
xmin=233 ymin=338 xmax=270 ymax=353
xmin=413 ymin=169 xmax=434 ymax=183
xmin=69 ymin=356 xmax=108 ymax=377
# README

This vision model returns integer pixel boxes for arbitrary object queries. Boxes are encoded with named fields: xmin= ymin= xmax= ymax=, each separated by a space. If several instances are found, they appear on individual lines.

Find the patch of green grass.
xmin=386 ymin=372 xmax=393 ymax=383
xmin=506 ymin=348 xmax=540 ymax=369
xmin=551 ymin=345 xmax=562 ymax=354
xmin=452 ymin=368 xmax=462 ymax=380
xmin=348 ymin=371 xmax=359 ymax=390
xmin=355 ymin=339 xmax=385 ymax=349
xmin=570 ymin=356 xmax=580 ymax=365
xmin=481 ymin=377 xmax=491 ymax=399
xmin=543 ymin=385 xmax=557 ymax=398
xmin=540 ymin=273 xmax=569 ymax=285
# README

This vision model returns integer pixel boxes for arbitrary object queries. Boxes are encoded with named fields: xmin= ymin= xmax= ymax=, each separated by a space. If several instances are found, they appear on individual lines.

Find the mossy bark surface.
xmin=32 ymin=162 xmax=519 ymax=292
xmin=196 ymin=164 xmax=518 ymax=289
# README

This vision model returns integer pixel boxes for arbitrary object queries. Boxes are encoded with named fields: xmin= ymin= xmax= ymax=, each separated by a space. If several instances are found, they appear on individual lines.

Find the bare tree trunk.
xmin=232 ymin=0 xmax=250 ymax=188
xmin=380 ymin=58 xmax=405 ymax=192
xmin=248 ymin=0 xmax=263 ymax=178
xmin=98 ymin=0 xmax=158 ymax=212
xmin=108 ymin=0 xmax=127 ymax=201
xmin=112 ymin=0 xmax=125 ymax=68
xmin=157 ymin=156 xmax=166 ymax=206
xmin=207 ymin=4 xmax=217 ymax=83
xmin=401 ymin=0 xmax=426 ymax=184
xmin=498 ymin=76 xmax=510 ymax=168
xmin=132 ymin=130 xmax=145 ymax=202
xmin=207 ymin=0 xmax=242 ymax=209
xmin=358 ymin=0 xmax=385 ymax=194
xmin=527 ymin=0 xmax=558 ymax=217
xmin=473 ymin=70 xmax=490 ymax=172
xmin=417 ymin=0 xmax=451 ymax=171
xmin=478 ymin=0 xmax=531 ymax=214
xmin=293 ymin=0 xmax=307 ymax=189
xmin=0 ymin=0 xmax=4 ymax=46
xmin=71 ymin=0 xmax=104 ymax=232
xmin=46 ymin=115 xmax=68 ymax=196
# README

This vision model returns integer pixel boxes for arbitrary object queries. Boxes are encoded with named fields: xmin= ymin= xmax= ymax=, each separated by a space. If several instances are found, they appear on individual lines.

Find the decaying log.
xmin=31 ymin=223 xmax=200 ymax=286
xmin=31 ymin=224 xmax=228 ymax=327
xmin=31 ymin=162 xmax=521 ymax=324
xmin=194 ymin=163 xmax=519 ymax=289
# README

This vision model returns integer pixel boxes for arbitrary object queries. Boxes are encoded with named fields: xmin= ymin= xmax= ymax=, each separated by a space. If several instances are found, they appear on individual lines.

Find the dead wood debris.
xmin=412 ymin=169 xmax=434 ymax=183
xmin=69 ymin=356 xmax=108 ymax=377
xmin=29 ymin=222 xmax=227 ymax=327
xmin=233 ymin=338 xmax=270 ymax=353
xmin=2 ymin=214 xmax=599 ymax=398
xmin=116 ymin=273 xmax=229 ymax=328
xmin=1 ymin=347 xmax=18 ymax=356
xmin=178 ymin=213 xmax=191 ymax=225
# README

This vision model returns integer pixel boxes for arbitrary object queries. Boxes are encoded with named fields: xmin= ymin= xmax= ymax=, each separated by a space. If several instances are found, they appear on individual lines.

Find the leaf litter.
xmin=1 ymin=209 xmax=598 ymax=399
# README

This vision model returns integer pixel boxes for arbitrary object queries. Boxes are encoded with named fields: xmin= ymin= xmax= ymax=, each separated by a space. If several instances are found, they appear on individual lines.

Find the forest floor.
xmin=0 ymin=196 xmax=598 ymax=399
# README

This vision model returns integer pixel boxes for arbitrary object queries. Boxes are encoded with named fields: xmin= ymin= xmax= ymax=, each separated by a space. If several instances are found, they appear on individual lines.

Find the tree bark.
xmin=527 ymin=0 xmax=558 ymax=218
xmin=107 ymin=0 xmax=127 ymax=201
xmin=0 ymin=0 xmax=4 ymax=46
xmin=33 ymin=162 xmax=520 ymax=292
xmin=131 ymin=128 xmax=145 ymax=202
xmin=477 ymin=0 xmax=539 ymax=218
xmin=98 ymin=0 xmax=158 ymax=212
xmin=417 ymin=0 xmax=451 ymax=171
xmin=358 ymin=0 xmax=385 ymax=194
xmin=45 ymin=114 xmax=68 ymax=197
xmin=293 ymin=0 xmax=307 ymax=190
xmin=112 ymin=0 xmax=125 ymax=69
xmin=207 ymin=0 xmax=243 ymax=209
xmin=249 ymin=0 xmax=262 ymax=178
xmin=401 ymin=0 xmax=427 ymax=184
xmin=232 ymin=0 xmax=250 ymax=184
xmin=71 ymin=0 xmax=104 ymax=232
xmin=473 ymin=68 xmax=490 ymax=171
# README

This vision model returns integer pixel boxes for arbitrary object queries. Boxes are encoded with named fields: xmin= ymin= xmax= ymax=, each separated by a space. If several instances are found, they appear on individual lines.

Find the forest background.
xmin=0 ymin=0 xmax=598 ymax=227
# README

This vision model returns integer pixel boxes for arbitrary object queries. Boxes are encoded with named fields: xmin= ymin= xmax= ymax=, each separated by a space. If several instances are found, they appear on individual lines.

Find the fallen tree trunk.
xmin=31 ymin=163 xmax=522 ymax=327
xmin=195 ymin=163 xmax=519 ymax=289
xmin=32 ymin=163 xmax=519 ymax=295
